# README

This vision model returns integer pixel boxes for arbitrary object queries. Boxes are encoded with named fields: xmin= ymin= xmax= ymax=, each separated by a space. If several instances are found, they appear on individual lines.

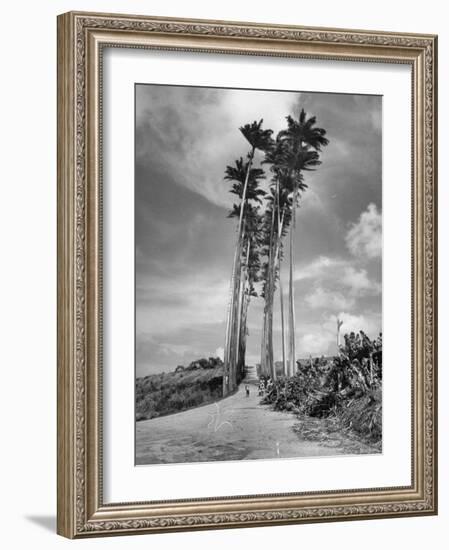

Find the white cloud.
xmin=137 ymin=86 xmax=298 ymax=209
xmin=346 ymin=203 xmax=382 ymax=259
xmin=301 ymin=261 xmax=380 ymax=313
xmin=294 ymin=255 xmax=347 ymax=282
xmin=305 ymin=287 xmax=355 ymax=310
xmin=136 ymin=271 xmax=229 ymax=336
xmin=323 ymin=312 xmax=381 ymax=338
xmin=296 ymin=310 xmax=382 ymax=357
xmin=298 ymin=332 xmax=334 ymax=355
xmin=342 ymin=266 xmax=381 ymax=296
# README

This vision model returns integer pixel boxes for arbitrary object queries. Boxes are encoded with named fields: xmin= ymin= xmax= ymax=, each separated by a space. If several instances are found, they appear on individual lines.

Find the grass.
xmin=136 ymin=366 xmax=224 ymax=421
xmin=293 ymin=414 xmax=382 ymax=455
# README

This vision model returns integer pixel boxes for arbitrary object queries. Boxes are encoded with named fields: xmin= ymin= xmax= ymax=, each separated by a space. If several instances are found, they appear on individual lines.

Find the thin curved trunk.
xmin=267 ymin=280 xmax=275 ymax=380
xmin=260 ymin=304 xmax=268 ymax=376
xmin=262 ymin=178 xmax=289 ymax=382
xmin=280 ymin=278 xmax=287 ymax=377
xmin=264 ymin=181 xmax=287 ymax=382
xmin=237 ymin=238 xmax=251 ymax=380
xmin=264 ymin=202 xmax=276 ymax=380
xmin=239 ymin=291 xmax=250 ymax=380
xmin=275 ymin=187 xmax=287 ymax=378
xmin=230 ymin=246 xmax=243 ymax=391
xmin=223 ymin=257 xmax=236 ymax=394
xmin=288 ymin=187 xmax=297 ymax=378
xmin=231 ymin=228 xmax=244 ymax=388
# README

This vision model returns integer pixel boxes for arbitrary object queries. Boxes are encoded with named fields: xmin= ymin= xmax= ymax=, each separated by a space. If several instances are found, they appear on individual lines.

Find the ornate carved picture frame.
xmin=57 ymin=11 xmax=437 ymax=538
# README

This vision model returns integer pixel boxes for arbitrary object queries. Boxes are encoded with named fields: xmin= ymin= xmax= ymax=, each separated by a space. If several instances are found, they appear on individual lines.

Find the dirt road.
xmin=136 ymin=383 xmax=349 ymax=465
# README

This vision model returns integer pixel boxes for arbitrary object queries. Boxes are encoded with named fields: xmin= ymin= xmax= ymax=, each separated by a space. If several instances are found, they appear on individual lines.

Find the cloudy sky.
xmin=135 ymin=84 xmax=382 ymax=377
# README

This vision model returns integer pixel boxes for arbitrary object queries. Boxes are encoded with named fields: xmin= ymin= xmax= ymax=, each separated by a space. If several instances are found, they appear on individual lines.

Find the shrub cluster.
xmin=262 ymin=331 xmax=382 ymax=443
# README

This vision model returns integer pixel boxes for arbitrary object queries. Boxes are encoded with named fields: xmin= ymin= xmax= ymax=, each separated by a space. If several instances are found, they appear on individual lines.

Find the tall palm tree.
xmin=223 ymin=159 xmax=265 ymax=387
xmin=278 ymin=109 xmax=329 ymax=376
xmin=276 ymin=176 xmax=288 ymax=377
xmin=224 ymin=161 xmax=265 ymax=394
xmin=223 ymin=121 xmax=272 ymax=395
xmin=259 ymin=138 xmax=295 ymax=380
xmin=223 ymin=113 xmax=327 ymax=392
xmin=236 ymin=207 xmax=263 ymax=378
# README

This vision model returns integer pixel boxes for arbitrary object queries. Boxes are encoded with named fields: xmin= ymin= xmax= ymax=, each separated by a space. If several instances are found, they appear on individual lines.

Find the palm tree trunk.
xmin=224 ymin=246 xmax=240 ymax=395
xmin=280 ymin=278 xmax=287 ymax=376
xmin=267 ymin=278 xmax=275 ymax=381
xmin=223 ymin=256 xmax=235 ymax=395
xmin=274 ymin=186 xmax=287 ymax=378
xmin=267 ymin=261 xmax=274 ymax=380
xmin=260 ymin=311 xmax=266 ymax=376
xmin=223 ymin=148 xmax=255 ymax=395
xmin=267 ymin=177 xmax=290 ymax=382
xmin=265 ymin=205 xmax=276 ymax=380
xmin=234 ymin=257 xmax=244 ymax=384
xmin=239 ymin=291 xmax=250 ymax=381
xmin=230 ymin=247 xmax=244 ymax=391
xmin=288 ymin=188 xmax=297 ymax=377
xmin=237 ymin=238 xmax=251 ymax=380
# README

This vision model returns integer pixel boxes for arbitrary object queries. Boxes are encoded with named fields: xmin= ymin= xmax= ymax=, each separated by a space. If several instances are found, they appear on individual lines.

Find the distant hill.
xmin=136 ymin=363 xmax=224 ymax=421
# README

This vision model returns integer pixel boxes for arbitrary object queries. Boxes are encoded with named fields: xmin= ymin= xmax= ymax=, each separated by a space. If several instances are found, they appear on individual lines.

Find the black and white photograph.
xmin=1 ymin=0 xmax=442 ymax=544
xmin=135 ymin=83 xmax=383 ymax=465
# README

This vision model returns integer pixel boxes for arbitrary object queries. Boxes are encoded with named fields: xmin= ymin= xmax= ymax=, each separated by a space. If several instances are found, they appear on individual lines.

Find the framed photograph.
xmin=57 ymin=11 xmax=438 ymax=538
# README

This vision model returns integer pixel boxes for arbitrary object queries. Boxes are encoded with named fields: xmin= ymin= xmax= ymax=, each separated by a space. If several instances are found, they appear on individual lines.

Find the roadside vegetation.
xmin=262 ymin=331 xmax=382 ymax=446
xmin=136 ymin=358 xmax=224 ymax=421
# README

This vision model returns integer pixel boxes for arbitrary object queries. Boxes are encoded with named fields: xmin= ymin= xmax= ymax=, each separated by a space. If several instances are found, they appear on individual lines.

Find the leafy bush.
xmin=263 ymin=331 xmax=382 ymax=443
xmin=185 ymin=356 xmax=224 ymax=370
xmin=339 ymin=389 xmax=382 ymax=442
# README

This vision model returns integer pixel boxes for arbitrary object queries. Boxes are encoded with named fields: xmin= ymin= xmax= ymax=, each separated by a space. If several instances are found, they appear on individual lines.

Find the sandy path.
xmin=136 ymin=383 xmax=348 ymax=465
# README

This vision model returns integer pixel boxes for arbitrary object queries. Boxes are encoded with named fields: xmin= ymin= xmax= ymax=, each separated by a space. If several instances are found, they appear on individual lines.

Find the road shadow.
xmin=25 ymin=515 xmax=56 ymax=533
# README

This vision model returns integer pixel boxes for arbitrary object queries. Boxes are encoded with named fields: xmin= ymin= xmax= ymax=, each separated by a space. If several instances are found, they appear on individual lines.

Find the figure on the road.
xmin=245 ymin=384 xmax=250 ymax=397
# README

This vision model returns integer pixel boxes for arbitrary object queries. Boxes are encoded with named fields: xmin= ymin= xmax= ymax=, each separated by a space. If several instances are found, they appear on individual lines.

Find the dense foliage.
xmin=262 ymin=331 xmax=382 ymax=443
